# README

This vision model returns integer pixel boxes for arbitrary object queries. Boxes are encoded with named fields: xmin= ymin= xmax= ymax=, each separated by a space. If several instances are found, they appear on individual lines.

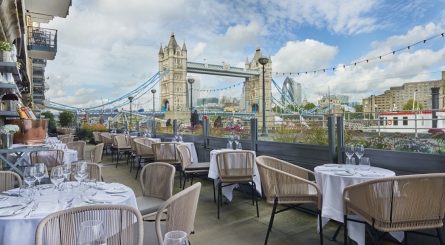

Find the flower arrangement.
xmin=0 ymin=41 xmax=12 ymax=51
xmin=0 ymin=124 xmax=19 ymax=134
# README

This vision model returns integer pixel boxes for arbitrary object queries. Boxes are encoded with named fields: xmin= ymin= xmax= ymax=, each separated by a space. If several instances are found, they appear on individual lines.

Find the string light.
xmin=275 ymin=32 xmax=445 ymax=76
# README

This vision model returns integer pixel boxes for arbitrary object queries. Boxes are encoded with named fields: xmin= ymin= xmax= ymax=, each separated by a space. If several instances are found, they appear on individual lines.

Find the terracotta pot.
xmin=5 ymin=119 xmax=48 ymax=145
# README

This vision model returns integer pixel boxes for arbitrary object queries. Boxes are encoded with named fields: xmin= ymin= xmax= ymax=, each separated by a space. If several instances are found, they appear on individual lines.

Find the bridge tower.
xmin=243 ymin=48 xmax=272 ymax=123
xmin=159 ymin=33 xmax=188 ymax=120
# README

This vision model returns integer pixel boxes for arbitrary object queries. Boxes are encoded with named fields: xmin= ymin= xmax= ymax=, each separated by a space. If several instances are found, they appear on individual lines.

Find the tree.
xmin=354 ymin=104 xmax=363 ymax=112
xmin=41 ymin=111 xmax=56 ymax=134
xmin=303 ymin=102 xmax=316 ymax=111
xmin=403 ymin=99 xmax=424 ymax=111
xmin=59 ymin=111 xmax=75 ymax=127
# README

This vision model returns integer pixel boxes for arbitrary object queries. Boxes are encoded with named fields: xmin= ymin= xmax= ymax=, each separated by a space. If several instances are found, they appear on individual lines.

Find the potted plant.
xmin=0 ymin=124 xmax=19 ymax=148
xmin=0 ymin=41 xmax=13 ymax=62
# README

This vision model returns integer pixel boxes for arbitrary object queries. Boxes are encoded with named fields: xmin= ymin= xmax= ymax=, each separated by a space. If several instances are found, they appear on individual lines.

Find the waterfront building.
xmin=281 ymin=77 xmax=302 ymax=105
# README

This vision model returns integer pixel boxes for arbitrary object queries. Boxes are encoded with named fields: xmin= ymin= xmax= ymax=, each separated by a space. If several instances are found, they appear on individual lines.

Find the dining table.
xmin=207 ymin=149 xmax=261 ymax=201
xmin=0 ymin=182 xmax=137 ymax=245
xmin=314 ymin=163 xmax=399 ymax=245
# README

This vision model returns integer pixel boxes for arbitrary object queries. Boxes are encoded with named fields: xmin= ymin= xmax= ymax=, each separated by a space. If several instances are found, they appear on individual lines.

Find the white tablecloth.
xmin=0 ymin=182 xmax=137 ymax=245
xmin=179 ymin=142 xmax=198 ymax=164
xmin=314 ymin=164 xmax=397 ymax=245
xmin=8 ymin=144 xmax=78 ymax=166
xmin=208 ymin=149 xmax=261 ymax=201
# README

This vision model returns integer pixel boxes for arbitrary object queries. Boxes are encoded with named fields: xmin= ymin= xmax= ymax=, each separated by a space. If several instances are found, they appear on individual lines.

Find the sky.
xmin=42 ymin=0 xmax=445 ymax=111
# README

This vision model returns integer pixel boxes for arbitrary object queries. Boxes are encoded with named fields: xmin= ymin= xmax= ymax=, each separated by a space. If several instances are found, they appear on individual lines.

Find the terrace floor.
xmin=93 ymin=144 xmax=440 ymax=245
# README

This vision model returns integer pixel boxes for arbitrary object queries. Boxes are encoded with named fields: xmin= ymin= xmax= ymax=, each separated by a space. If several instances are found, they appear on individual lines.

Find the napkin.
xmin=358 ymin=171 xmax=383 ymax=177
xmin=88 ymin=193 xmax=116 ymax=204
xmin=30 ymin=201 xmax=58 ymax=217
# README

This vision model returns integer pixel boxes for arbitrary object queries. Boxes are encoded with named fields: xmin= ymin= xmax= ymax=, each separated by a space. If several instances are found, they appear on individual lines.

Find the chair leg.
xmin=182 ymin=173 xmax=187 ymax=190
xmin=437 ymin=228 xmax=444 ymax=245
xmin=343 ymin=215 xmax=348 ymax=245
xmin=403 ymin=231 xmax=408 ymax=245
xmin=264 ymin=197 xmax=278 ymax=245
xmin=318 ymin=209 xmax=323 ymax=245
xmin=217 ymin=182 xmax=222 ymax=219
xmin=252 ymin=182 xmax=259 ymax=217
xmin=213 ymin=179 xmax=216 ymax=203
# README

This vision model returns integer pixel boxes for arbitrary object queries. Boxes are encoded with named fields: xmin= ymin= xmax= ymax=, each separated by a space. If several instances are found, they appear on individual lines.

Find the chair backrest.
xmin=113 ymin=135 xmax=129 ymax=149
xmin=100 ymin=133 xmax=113 ymax=144
xmin=176 ymin=144 xmax=192 ymax=171
xmin=152 ymin=143 xmax=179 ymax=162
xmin=215 ymin=150 xmax=255 ymax=180
xmin=60 ymin=135 xmax=74 ymax=144
xmin=256 ymin=155 xmax=320 ymax=206
xmin=35 ymin=204 xmax=143 ymax=245
xmin=134 ymin=138 xmax=153 ymax=156
xmin=0 ymin=171 xmax=22 ymax=192
xmin=344 ymin=173 xmax=445 ymax=231
xmin=92 ymin=132 xmax=101 ymax=143
xmin=86 ymin=162 xmax=102 ymax=181
xmin=155 ymin=182 xmax=201 ymax=245
xmin=90 ymin=143 xmax=104 ymax=163
xmin=30 ymin=150 xmax=64 ymax=169
xmin=66 ymin=141 xmax=86 ymax=160
xmin=139 ymin=162 xmax=175 ymax=200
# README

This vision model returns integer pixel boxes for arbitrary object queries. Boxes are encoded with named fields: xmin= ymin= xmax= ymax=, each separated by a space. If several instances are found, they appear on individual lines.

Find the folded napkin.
xmin=357 ymin=171 xmax=383 ymax=177
xmin=0 ymin=205 xmax=26 ymax=216
xmin=30 ymin=201 xmax=58 ymax=217
xmin=88 ymin=193 xmax=117 ymax=204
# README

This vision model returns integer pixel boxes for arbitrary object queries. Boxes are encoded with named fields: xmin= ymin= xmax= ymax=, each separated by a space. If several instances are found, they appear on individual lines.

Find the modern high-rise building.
xmin=363 ymin=72 xmax=445 ymax=113
xmin=281 ymin=77 xmax=302 ymax=105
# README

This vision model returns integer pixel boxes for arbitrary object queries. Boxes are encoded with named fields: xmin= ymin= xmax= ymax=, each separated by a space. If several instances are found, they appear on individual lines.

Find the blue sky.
xmin=43 ymin=0 xmax=445 ymax=110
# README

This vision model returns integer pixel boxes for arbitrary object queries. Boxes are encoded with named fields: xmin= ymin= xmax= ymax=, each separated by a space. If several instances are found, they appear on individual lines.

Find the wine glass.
xmin=227 ymin=134 xmax=234 ymax=149
xmin=34 ymin=163 xmax=47 ymax=185
xmin=163 ymin=230 xmax=188 ymax=245
xmin=62 ymin=163 xmax=72 ymax=182
xmin=345 ymin=145 xmax=354 ymax=162
xmin=177 ymin=135 xmax=183 ymax=143
xmin=23 ymin=166 xmax=37 ymax=188
xmin=50 ymin=166 xmax=65 ymax=190
xmin=354 ymin=145 xmax=364 ymax=163
xmin=234 ymin=135 xmax=240 ymax=149
xmin=77 ymin=220 xmax=106 ymax=245
xmin=74 ymin=161 xmax=88 ymax=186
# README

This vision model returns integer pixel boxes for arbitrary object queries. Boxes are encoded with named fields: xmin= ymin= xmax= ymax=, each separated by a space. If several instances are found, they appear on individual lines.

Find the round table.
xmin=0 ymin=182 xmax=137 ymax=245
xmin=314 ymin=164 xmax=396 ymax=245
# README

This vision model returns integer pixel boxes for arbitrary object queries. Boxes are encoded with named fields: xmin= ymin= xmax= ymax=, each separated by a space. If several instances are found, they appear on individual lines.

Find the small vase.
xmin=1 ymin=133 xmax=13 ymax=149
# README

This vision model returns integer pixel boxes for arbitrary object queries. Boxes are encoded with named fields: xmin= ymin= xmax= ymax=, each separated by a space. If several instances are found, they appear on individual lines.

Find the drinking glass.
xmin=345 ymin=157 xmax=356 ymax=171
xmin=34 ymin=163 xmax=47 ymax=186
xmin=23 ymin=166 xmax=37 ymax=187
xmin=77 ymin=220 xmax=106 ymax=245
xmin=227 ymin=134 xmax=234 ymax=149
xmin=359 ymin=157 xmax=371 ymax=171
xmin=74 ymin=161 xmax=88 ymax=186
xmin=354 ymin=145 xmax=364 ymax=163
xmin=62 ymin=163 xmax=72 ymax=181
xmin=345 ymin=145 xmax=354 ymax=162
xmin=234 ymin=135 xmax=240 ymax=149
xmin=51 ymin=166 xmax=65 ymax=190
xmin=163 ymin=230 xmax=188 ymax=245
xmin=236 ymin=142 xmax=242 ymax=150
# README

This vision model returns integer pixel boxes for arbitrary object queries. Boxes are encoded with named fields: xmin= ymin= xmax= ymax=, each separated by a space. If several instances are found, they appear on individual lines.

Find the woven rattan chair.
xmin=215 ymin=150 xmax=258 ymax=219
xmin=92 ymin=131 xmax=102 ymax=144
xmin=112 ymin=135 xmax=131 ymax=167
xmin=176 ymin=144 xmax=209 ymax=189
xmin=66 ymin=141 xmax=86 ymax=160
xmin=155 ymin=182 xmax=201 ymax=245
xmin=60 ymin=135 xmax=74 ymax=144
xmin=133 ymin=138 xmax=155 ymax=179
xmin=90 ymin=143 xmax=104 ymax=163
xmin=256 ymin=155 xmax=323 ymax=245
xmin=137 ymin=162 xmax=175 ymax=219
xmin=100 ymin=132 xmax=113 ymax=154
xmin=343 ymin=173 xmax=445 ymax=245
xmin=0 ymin=171 xmax=22 ymax=192
xmin=152 ymin=143 xmax=180 ymax=168
xmin=30 ymin=149 xmax=64 ymax=170
xmin=35 ymin=204 xmax=143 ymax=245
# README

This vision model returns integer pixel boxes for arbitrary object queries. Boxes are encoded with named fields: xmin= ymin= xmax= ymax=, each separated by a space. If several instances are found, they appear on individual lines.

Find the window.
xmin=393 ymin=117 xmax=398 ymax=126
xmin=403 ymin=117 xmax=408 ymax=126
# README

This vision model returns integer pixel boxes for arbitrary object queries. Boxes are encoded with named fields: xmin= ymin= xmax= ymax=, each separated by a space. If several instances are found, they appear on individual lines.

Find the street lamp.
xmin=258 ymin=56 xmax=269 ymax=136
xmin=151 ymin=89 xmax=156 ymax=136
xmin=187 ymin=78 xmax=195 ymax=112
xmin=128 ymin=96 xmax=134 ymax=132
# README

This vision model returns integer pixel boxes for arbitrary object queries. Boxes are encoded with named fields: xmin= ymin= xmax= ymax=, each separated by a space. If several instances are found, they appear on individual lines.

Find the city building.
xmin=363 ymin=71 xmax=445 ymax=114
xmin=281 ymin=76 xmax=302 ymax=105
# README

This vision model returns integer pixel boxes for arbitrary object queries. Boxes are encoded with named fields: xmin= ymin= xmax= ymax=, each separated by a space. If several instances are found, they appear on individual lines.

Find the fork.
xmin=24 ymin=202 xmax=39 ymax=218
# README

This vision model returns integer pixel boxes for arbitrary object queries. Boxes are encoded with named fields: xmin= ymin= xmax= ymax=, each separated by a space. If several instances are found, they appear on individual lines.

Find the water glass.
xmin=236 ymin=142 xmax=242 ymax=150
xmin=62 ymin=163 xmax=72 ymax=181
xmin=23 ymin=166 xmax=37 ymax=187
xmin=359 ymin=157 xmax=371 ymax=171
xmin=345 ymin=157 xmax=356 ymax=171
xmin=163 ymin=231 xmax=188 ymax=245
xmin=77 ymin=220 xmax=106 ymax=245
xmin=51 ymin=166 xmax=65 ymax=190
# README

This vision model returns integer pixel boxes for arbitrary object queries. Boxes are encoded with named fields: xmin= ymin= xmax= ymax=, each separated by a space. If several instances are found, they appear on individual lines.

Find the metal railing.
xmin=27 ymin=27 xmax=57 ymax=53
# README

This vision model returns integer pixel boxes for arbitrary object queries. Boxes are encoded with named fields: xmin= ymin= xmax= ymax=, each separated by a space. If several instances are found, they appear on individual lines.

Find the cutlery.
xmin=12 ymin=205 xmax=28 ymax=215
xmin=109 ymin=194 xmax=126 ymax=197
xmin=0 ymin=204 xmax=22 ymax=209
xmin=24 ymin=202 xmax=39 ymax=218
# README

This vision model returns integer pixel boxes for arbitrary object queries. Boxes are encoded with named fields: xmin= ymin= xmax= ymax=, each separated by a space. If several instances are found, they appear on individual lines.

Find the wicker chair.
xmin=35 ymin=204 xmax=143 ymax=245
xmin=0 ymin=171 xmax=22 ymax=192
xmin=137 ymin=162 xmax=175 ymax=219
xmin=256 ymin=156 xmax=323 ymax=245
xmin=92 ymin=131 xmax=102 ymax=144
xmin=152 ymin=143 xmax=180 ymax=168
xmin=133 ymin=138 xmax=155 ymax=179
xmin=215 ymin=150 xmax=258 ymax=219
xmin=90 ymin=143 xmax=104 ymax=163
xmin=30 ymin=150 xmax=64 ymax=170
xmin=60 ymin=135 xmax=74 ymax=144
xmin=112 ymin=135 xmax=131 ymax=167
xmin=155 ymin=182 xmax=201 ymax=245
xmin=68 ymin=162 xmax=102 ymax=182
xmin=343 ymin=173 xmax=445 ymax=245
xmin=100 ymin=133 xmax=113 ymax=154
xmin=176 ymin=144 xmax=209 ymax=189
xmin=66 ymin=141 xmax=86 ymax=160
